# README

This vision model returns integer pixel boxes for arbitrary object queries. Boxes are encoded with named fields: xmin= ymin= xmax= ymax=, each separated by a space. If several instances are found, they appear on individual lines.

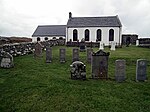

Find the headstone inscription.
xmin=87 ymin=48 xmax=93 ymax=63
xmin=60 ymin=48 xmax=66 ymax=63
xmin=136 ymin=59 xmax=147 ymax=81
xmin=72 ymin=48 xmax=79 ymax=62
xmin=115 ymin=60 xmax=126 ymax=82
xmin=46 ymin=46 xmax=52 ymax=63
xmin=34 ymin=42 xmax=43 ymax=58
xmin=70 ymin=61 xmax=86 ymax=80
xmin=92 ymin=50 xmax=110 ymax=79
xmin=0 ymin=51 xmax=14 ymax=68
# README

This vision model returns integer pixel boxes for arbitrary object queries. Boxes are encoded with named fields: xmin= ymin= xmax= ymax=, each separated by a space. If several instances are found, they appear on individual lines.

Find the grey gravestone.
xmin=92 ymin=50 xmax=110 ymax=79
xmin=0 ymin=51 xmax=14 ymax=68
xmin=72 ymin=48 xmax=79 ymax=62
xmin=115 ymin=60 xmax=126 ymax=82
xmin=99 ymin=42 xmax=104 ymax=50
xmin=70 ymin=61 xmax=86 ymax=80
xmin=110 ymin=41 xmax=116 ymax=51
xmin=60 ymin=48 xmax=66 ymax=63
xmin=87 ymin=48 xmax=93 ymax=63
xmin=136 ymin=59 xmax=147 ymax=81
xmin=79 ymin=39 xmax=86 ymax=52
xmin=34 ymin=42 xmax=43 ymax=58
xmin=46 ymin=46 xmax=52 ymax=63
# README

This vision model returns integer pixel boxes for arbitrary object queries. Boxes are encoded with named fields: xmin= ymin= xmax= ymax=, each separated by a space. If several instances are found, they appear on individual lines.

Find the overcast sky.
xmin=0 ymin=0 xmax=150 ymax=37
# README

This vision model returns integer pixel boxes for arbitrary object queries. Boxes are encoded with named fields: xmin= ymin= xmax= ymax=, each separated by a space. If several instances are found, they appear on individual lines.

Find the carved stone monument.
xmin=136 ymin=59 xmax=147 ymax=81
xmin=110 ymin=41 xmax=116 ymax=51
xmin=87 ymin=48 xmax=93 ymax=63
xmin=60 ymin=48 xmax=66 ymax=63
xmin=115 ymin=60 xmax=126 ymax=82
xmin=70 ymin=61 xmax=86 ymax=80
xmin=72 ymin=48 xmax=79 ymax=62
xmin=99 ymin=42 xmax=104 ymax=50
xmin=0 ymin=51 xmax=14 ymax=68
xmin=136 ymin=40 xmax=139 ymax=46
xmin=79 ymin=39 xmax=86 ymax=52
xmin=92 ymin=50 xmax=110 ymax=79
xmin=46 ymin=46 xmax=52 ymax=63
xmin=34 ymin=42 xmax=43 ymax=58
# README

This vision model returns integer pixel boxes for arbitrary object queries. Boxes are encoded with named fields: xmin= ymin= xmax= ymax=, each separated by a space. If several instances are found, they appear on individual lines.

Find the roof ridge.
xmin=38 ymin=25 xmax=66 ymax=27
xmin=72 ymin=16 xmax=117 ymax=18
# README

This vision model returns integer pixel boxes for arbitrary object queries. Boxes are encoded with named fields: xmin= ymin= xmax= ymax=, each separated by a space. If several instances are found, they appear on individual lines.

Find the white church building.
xmin=32 ymin=12 xmax=122 ymax=46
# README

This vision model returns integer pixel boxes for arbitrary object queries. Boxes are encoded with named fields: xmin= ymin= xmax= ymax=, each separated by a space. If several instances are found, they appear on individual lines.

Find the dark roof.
xmin=32 ymin=25 xmax=66 ymax=37
xmin=67 ymin=16 xmax=122 ymax=27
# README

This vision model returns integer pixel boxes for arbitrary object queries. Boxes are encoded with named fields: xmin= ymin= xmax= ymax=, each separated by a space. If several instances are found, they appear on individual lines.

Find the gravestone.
xmin=79 ymin=39 xmax=86 ymax=52
xmin=46 ymin=46 xmax=52 ymax=63
xmin=136 ymin=59 xmax=147 ymax=81
xmin=115 ymin=60 xmax=126 ymax=82
xmin=110 ymin=41 xmax=116 ymax=51
xmin=87 ymin=48 xmax=93 ymax=63
xmin=99 ymin=42 xmax=104 ymax=50
xmin=34 ymin=42 xmax=43 ymax=58
xmin=136 ymin=40 xmax=139 ymax=46
xmin=60 ymin=48 xmax=66 ymax=63
xmin=70 ymin=61 xmax=86 ymax=80
xmin=92 ymin=50 xmax=110 ymax=79
xmin=0 ymin=51 xmax=14 ymax=68
xmin=72 ymin=48 xmax=79 ymax=62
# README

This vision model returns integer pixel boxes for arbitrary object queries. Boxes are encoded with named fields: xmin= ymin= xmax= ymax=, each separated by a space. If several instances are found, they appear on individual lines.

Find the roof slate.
xmin=67 ymin=16 xmax=122 ymax=27
xmin=32 ymin=25 xmax=66 ymax=37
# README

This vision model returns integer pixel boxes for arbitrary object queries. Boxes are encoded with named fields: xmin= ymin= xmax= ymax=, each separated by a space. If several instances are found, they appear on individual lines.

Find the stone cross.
xmin=72 ymin=48 xmax=79 ymax=62
xmin=87 ymin=48 xmax=93 ymax=63
xmin=115 ymin=60 xmax=126 ymax=82
xmin=46 ymin=46 xmax=52 ymax=63
xmin=110 ymin=41 xmax=116 ymax=51
xmin=99 ymin=42 xmax=104 ymax=50
xmin=136 ymin=59 xmax=147 ymax=81
xmin=60 ymin=48 xmax=66 ymax=63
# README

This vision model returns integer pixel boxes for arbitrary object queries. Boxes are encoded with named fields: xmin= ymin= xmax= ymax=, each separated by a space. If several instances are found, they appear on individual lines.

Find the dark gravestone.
xmin=60 ymin=48 xmax=66 ymax=63
xmin=136 ymin=59 xmax=147 ymax=81
xmin=72 ymin=48 xmax=79 ymax=62
xmin=87 ymin=48 xmax=93 ymax=63
xmin=46 ymin=46 xmax=52 ymax=63
xmin=0 ymin=51 xmax=14 ymax=68
xmin=34 ymin=42 xmax=43 ymax=58
xmin=70 ymin=61 xmax=86 ymax=80
xmin=115 ymin=60 xmax=126 ymax=82
xmin=92 ymin=50 xmax=110 ymax=79
xmin=79 ymin=41 xmax=86 ymax=52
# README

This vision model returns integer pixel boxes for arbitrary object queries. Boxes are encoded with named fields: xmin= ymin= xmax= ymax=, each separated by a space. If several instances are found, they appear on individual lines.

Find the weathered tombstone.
xmin=115 ymin=60 xmax=126 ymax=82
xmin=92 ymin=50 xmax=110 ymax=79
xmin=136 ymin=59 xmax=147 ymax=81
xmin=87 ymin=48 xmax=93 ymax=63
xmin=72 ymin=48 xmax=79 ymax=62
xmin=70 ymin=61 xmax=86 ymax=80
xmin=79 ymin=39 xmax=86 ymax=52
xmin=99 ymin=42 xmax=104 ymax=50
xmin=60 ymin=48 xmax=66 ymax=63
xmin=0 ymin=51 xmax=14 ymax=68
xmin=34 ymin=42 xmax=43 ymax=58
xmin=46 ymin=46 xmax=52 ymax=63
xmin=136 ymin=40 xmax=139 ymax=46
xmin=110 ymin=41 xmax=116 ymax=51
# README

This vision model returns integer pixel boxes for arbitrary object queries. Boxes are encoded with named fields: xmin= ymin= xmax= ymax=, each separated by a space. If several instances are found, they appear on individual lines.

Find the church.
xmin=32 ymin=12 xmax=122 ymax=46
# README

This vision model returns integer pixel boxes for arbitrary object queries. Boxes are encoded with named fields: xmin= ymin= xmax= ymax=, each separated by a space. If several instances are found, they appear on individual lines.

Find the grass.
xmin=0 ymin=46 xmax=150 ymax=112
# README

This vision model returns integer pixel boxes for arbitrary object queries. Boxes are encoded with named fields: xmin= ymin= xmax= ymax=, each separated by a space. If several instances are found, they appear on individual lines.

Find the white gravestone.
xmin=99 ymin=42 xmax=104 ymax=50
xmin=110 ymin=41 xmax=116 ymax=51
xmin=136 ymin=40 xmax=139 ymax=46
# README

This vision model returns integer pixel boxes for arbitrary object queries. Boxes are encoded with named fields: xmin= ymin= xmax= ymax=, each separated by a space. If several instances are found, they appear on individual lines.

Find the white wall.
xmin=67 ymin=27 xmax=121 ymax=46
xmin=32 ymin=36 xmax=65 ymax=42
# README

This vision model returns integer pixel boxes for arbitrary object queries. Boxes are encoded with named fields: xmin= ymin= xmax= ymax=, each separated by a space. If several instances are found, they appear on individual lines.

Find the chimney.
xmin=69 ymin=12 xmax=72 ymax=19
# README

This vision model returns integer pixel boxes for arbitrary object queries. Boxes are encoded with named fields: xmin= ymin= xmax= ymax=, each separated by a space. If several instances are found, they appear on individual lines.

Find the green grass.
xmin=0 ymin=46 xmax=150 ymax=112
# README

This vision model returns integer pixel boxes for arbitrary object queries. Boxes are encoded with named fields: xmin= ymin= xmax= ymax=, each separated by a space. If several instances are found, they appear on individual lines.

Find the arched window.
xmin=37 ymin=37 xmax=41 ymax=41
xmin=109 ymin=29 xmax=114 ymax=41
xmin=45 ymin=37 xmax=48 ymax=41
xmin=97 ymin=29 xmax=102 ymax=41
xmin=73 ymin=29 xmax=78 ymax=41
xmin=85 ymin=29 xmax=89 ymax=41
